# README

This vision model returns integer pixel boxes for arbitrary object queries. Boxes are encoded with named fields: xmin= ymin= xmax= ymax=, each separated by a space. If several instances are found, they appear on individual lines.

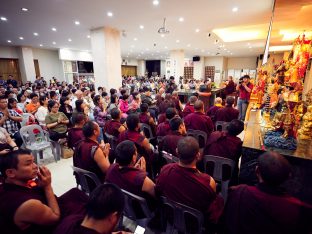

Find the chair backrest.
xmin=140 ymin=123 xmax=154 ymax=140
xmin=202 ymin=155 xmax=235 ymax=201
xmin=71 ymin=166 xmax=101 ymax=195
xmin=20 ymin=124 xmax=48 ymax=146
xmin=121 ymin=189 xmax=153 ymax=225
xmin=161 ymin=196 xmax=205 ymax=234
xmin=104 ymin=132 xmax=118 ymax=150
xmin=186 ymin=129 xmax=207 ymax=149
xmin=21 ymin=113 xmax=34 ymax=127
xmin=215 ymin=121 xmax=230 ymax=132
xmin=162 ymin=151 xmax=179 ymax=164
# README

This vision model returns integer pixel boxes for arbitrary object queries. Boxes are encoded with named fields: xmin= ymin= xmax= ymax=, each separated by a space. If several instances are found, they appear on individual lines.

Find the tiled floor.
xmin=40 ymin=148 xmax=76 ymax=196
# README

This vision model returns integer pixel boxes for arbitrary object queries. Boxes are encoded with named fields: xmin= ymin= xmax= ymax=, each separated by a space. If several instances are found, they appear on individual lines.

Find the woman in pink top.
xmin=128 ymin=92 xmax=141 ymax=114
xmin=119 ymin=93 xmax=129 ymax=119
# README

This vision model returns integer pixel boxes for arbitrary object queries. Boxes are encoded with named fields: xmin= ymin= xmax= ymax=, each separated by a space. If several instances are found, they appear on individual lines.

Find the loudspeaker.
xmin=193 ymin=56 xmax=200 ymax=62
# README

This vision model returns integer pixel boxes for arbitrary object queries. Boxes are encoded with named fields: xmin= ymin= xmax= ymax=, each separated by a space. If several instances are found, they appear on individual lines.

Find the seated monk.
xmin=54 ymin=184 xmax=127 ymax=234
xmin=67 ymin=112 xmax=87 ymax=149
xmin=215 ymin=96 xmax=239 ymax=122
xmin=224 ymin=152 xmax=312 ymax=234
xmin=156 ymin=107 xmax=177 ymax=137
xmin=106 ymin=140 xmax=155 ymax=200
xmin=139 ymin=103 xmax=156 ymax=135
xmin=0 ymin=149 xmax=88 ymax=234
xmin=118 ymin=114 xmax=152 ymax=163
xmin=203 ymin=119 xmax=244 ymax=185
xmin=74 ymin=121 xmax=110 ymax=182
xmin=184 ymin=100 xmax=214 ymax=137
xmin=181 ymin=95 xmax=197 ymax=118
xmin=155 ymin=137 xmax=224 ymax=227
xmin=157 ymin=94 xmax=175 ymax=124
xmin=103 ymin=108 xmax=127 ymax=138
xmin=207 ymin=97 xmax=223 ymax=122
xmin=158 ymin=117 xmax=186 ymax=157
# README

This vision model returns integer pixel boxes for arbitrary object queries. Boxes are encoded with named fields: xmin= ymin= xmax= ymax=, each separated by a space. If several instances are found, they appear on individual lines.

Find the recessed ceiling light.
xmin=248 ymin=46 xmax=252 ymax=49
xmin=107 ymin=12 xmax=113 ymax=17
xmin=161 ymin=34 xmax=165 ymax=38
xmin=139 ymin=25 xmax=144 ymax=29
xmin=87 ymin=35 xmax=90 ymax=39
xmin=68 ymin=38 xmax=72 ymax=42
xmin=51 ymin=27 xmax=57 ymax=31
xmin=179 ymin=17 xmax=184 ymax=22
xmin=74 ymin=21 xmax=80 ymax=25
xmin=0 ymin=17 xmax=7 ymax=21
xmin=201 ymin=49 xmax=205 ymax=52
xmin=33 ymin=32 xmax=38 ymax=36
xmin=195 ymin=29 xmax=200 ymax=33
xmin=21 ymin=8 xmax=28 ymax=12
xmin=19 ymin=37 xmax=24 ymax=40
xmin=7 ymin=40 xmax=11 ymax=43
xmin=39 ymin=44 xmax=43 ymax=47
xmin=232 ymin=7 xmax=238 ymax=12
xmin=153 ymin=0 xmax=159 ymax=6
xmin=52 ymin=41 xmax=56 ymax=45
xmin=134 ymin=38 xmax=138 ymax=41
xmin=176 ymin=39 xmax=180 ymax=43
xmin=164 ymin=46 xmax=168 ymax=49
xmin=231 ymin=53 xmax=233 ymax=55
xmin=187 ymin=44 xmax=191 ymax=47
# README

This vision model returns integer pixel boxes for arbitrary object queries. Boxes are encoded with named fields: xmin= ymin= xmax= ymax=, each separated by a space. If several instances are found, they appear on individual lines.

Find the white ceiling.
xmin=0 ymin=0 xmax=275 ymax=60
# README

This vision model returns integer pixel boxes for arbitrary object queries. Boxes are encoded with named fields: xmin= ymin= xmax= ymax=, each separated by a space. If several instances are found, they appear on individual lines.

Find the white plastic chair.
xmin=19 ymin=124 xmax=60 ymax=163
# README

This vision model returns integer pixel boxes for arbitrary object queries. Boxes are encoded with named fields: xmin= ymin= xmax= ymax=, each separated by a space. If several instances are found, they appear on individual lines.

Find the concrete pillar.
xmin=90 ymin=27 xmax=122 ymax=91
xmin=17 ymin=47 xmax=36 ymax=83
xmin=137 ymin=60 xmax=146 ymax=77
xmin=170 ymin=50 xmax=184 ymax=84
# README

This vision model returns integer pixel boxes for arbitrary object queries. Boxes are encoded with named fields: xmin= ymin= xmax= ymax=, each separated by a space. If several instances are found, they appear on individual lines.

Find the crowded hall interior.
xmin=1 ymin=0 xmax=312 ymax=233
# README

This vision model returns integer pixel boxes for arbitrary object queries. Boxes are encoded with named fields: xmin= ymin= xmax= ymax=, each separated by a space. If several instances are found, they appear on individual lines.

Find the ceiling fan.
xmin=158 ymin=18 xmax=170 ymax=34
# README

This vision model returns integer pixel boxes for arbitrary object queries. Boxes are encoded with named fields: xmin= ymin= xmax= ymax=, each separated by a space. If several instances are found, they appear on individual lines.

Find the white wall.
xmin=59 ymin=48 xmax=92 ymax=62
xmin=0 ymin=46 xmax=19 ymax=58
xmin=121 ymin=58 xmax=138 ymax=66
xmin=204 ymin=57 xmax=225 ymax=72
xmin=228 ymin=57 xmax=257 ymax=69
xmin=32 ymin=48 xmax=64 ymax=81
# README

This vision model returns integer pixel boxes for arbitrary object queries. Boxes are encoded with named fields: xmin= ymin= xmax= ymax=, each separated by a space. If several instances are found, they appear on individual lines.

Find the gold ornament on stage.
xmin=297 ymin=105 xmax=312 ymax=140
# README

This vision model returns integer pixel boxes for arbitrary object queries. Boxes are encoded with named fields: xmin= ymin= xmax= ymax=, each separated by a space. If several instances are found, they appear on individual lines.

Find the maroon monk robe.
xmin=54 ymin=215 xmax=100 ymax=234
xmin=224 ymin=80 xmax=235 ymax=95
xmin=215 ymin=106 xmax=239 ymax=122
xmin=156 ymin=120 xmax=171 ymax=137
xmin=139 ymin=112 xmax=156 ymax=135
xmin=181 ymin=103 xmax=195 ymax=118
xmin=0 ymin=183 xmax=87 ymax=234
xmin=158 ymin=131 xmax=185 ymax=157
xmin=155 ymin=163 xmax=224 ymax=224
xmin=67 ymin=127 xmax=84 ymax=149
xmin=103 ymin=119 xmax=123 ymax=138
xmin=207 ymin=105 xmax=223 ymax=122
xmin=73 ymin=138 xmax=105 ymax=182
xmin=106 ymin=163 xmax=146 ymax=197
xmin=223 ymin=183 xmax=312 ymax=234
xmin=184 ymin=112 xmax=214 ymax=137
xmin=158 ymin=100 xmax=175 ymax=115
xmin=157 ymin=113 xmax=166 ymax=124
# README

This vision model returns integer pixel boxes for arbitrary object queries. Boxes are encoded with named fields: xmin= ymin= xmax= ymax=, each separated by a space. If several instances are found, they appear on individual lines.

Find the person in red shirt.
xmin=181 ymin=95 xmax=197 ymax=118
xmin=67 ymin=112 xmax=87 ymax=149
xmin=224 ymin=152 xmax=312 ymax=234
xmin=184 ymin=100 xmax=214 ymax=137
xmin=236 ymin=75 xmax=253 ymax=121
xmin=103 ymin=108 xmax=127 ymax=138
xmin=156 ymin=107 xmax=177 ymax=137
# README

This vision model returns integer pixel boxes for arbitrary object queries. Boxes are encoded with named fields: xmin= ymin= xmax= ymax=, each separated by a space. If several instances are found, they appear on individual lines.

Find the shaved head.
xmin=194 ymin=100 xmax=204 ymax=111
xmin=189 ymin=96 xmax=198 ymax=104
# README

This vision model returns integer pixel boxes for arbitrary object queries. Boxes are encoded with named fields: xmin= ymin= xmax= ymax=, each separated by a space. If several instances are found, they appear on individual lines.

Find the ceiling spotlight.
xmin=195 ymin=29 xmax=200 ymax=33
xmin=107 ymin=12 xmax=113 ymax=17
xmin=87 ymin=35 xmax=90 ymax=39
xmin=52 ymin=41 xmax=56 ymax=45
xmin=21 ymin=8 xmax=28 ymax=12
xmin=19 ymin=37 xmax=24 ymax=40
xmin=68 ymin=38 xmax=72 ymax=42
xmin=201 ymin=49 xmax=205 ymax=52
xmin=161 ymin=34 xmax=165 ymax=38
xmin=74 ymin=21 xmax=80 ymax=25
xmin=139 ymin=25 xmax=144 ymax=29
xmin=179 ymin=17 xmax=184 ymax=22
xmin=39 ymin=44 xmax=43 ymax=47
xmin=153 ymin=0 xmax=159 ymax=6
xmin=176 ymin=39 xmax=180 ymax=43
xmin=7 ymin=40 xmax=11 ymax=43
xmin=164 ymin=46 xmax=168 ymax=49
xmin=33 ymin=32 xmax=38 ymax=36
xmin=51 ymin=27 xmax=57 ymax=31
xmin=134 ymin=38 xmax=138 ymax=41
xmin=187 ymin=44 xmax=191 ymax=47
xmin=232 ymin=7 xmax=238 ymax=12
xmin=0 ymin=17 xmax=7 ymax=21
